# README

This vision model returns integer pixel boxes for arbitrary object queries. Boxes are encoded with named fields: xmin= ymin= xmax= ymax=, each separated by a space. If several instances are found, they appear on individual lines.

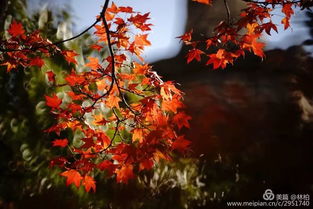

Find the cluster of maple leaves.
xmin=184 ymin=0 xmax=301 ymax=69
xmin=0 ymin=1 xmax=192 ymax=192
xmin=0 ymin=0 xmax=309 ymax=193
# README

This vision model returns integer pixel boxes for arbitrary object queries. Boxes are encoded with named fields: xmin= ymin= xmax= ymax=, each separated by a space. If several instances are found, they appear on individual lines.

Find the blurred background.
xmin=0 ymin=0 xmax=313 ymax=208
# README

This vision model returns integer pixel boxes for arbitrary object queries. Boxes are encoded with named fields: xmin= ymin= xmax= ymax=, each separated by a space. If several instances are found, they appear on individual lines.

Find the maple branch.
xmin=0 ymin=0 xmax=109 ymax=53
xmin=52 ymin=19 xmax=100 ymax=46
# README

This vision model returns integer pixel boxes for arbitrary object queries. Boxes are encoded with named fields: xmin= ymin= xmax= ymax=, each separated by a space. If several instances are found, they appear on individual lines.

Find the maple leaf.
xmin=1 ymin=62 xmax=16 ymax=72
xmin=93 ymin=114 xmax=109 ymax=126
xmin=134 ymin=34 xmax=151 ymax=47
xmin=173 ymin=112 xmax=192 ymax=129
xmin=82 ymin=175 xmax=96 ymax=192
xmin=281 ymin=17 xmax=290 ymax=30
xmin=282 ymin=4 xmax=294 ymax=18
xmin=45 ymin=94 xmax=62 ymax=109
xmin=161 ymin=96 xmax=183 ymax=113
xmin=261 ymin=22 xmax=278 ymax=35
xmin=206 ymin=49 xmax=229 ymax=69
xmin=172 ymin=136 xmax=191 ymax=152
xmin=119 ymin=6 xmax=133 ymax=13
xmin=8 ymin=21 xmax=25 ymax=37
xmin=98 ymin=160 xmax=116 ymax=176
xmin=67 ymin=91 xmax=86 ymax=101
xmin=62 ymin=50 xmax=78 ymax=64
xmin=91 ymin=44 xmax=103 ymax=51
xmin=65 ymin=71 xmax=85 ymax=86
xmin=139 ymin=159 xmax=154 ymax=171
xmin=177 ymin=30 xmax=193 ymax=43
xmin=105 ymin=94 xmax=121 ymax=108
xmin=46 ymin=71 xmax=56 ymax=83
xmin=29 ymin=57 xmax=45 ymax=68
xmin=115 ymin=164 xmax=135 ymax=184
xmin=251 ymin=40 xmax=265 ymax=58
xmin=61 ymin=169 xmax=83 ymax=188
xmin=68 ymin=103 xmax=82 ymax=113
xmin=186 ymin=48 xmax=204 ymax=64
xmin=128 ymin=13 xmax=152 ymax=31
xmin=133 ymin=62 xmax=150 ymax=74
xmin=85 ymin=57 xmax=101 ymax=70
xmin=107 ymin=2 xmax=119 ymax=14
xmin=50 ymin=157 xmax=68 ymax=168
xmin=52 ymin=138 xmax=68 ymax=147
xmin=80 ymin=137 xmax=95 ymax=149
xmin=192 ymin=0 xmax=212 ymax=4
xmin=132 ymin=128 xmax=146 ymax=143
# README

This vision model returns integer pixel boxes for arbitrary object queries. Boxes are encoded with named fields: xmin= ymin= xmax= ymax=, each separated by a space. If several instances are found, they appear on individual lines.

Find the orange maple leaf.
xmin=134 ymin=34 xmax=151 ymax=47
xmin=85 ymin=57 xmax=101 ymax=70
xmin=132 ymin=128 xmax=146 ymax=143
xmin=281 ymin=17 xmax=290 ymax=30
xmin=62 ymin=50 xmax=78 ymax=64
xmin=93 ymin=114 xmax=109 ymax=126
xmin=192 ymin=0 xmax=212 ymax=4
xmin=206 ymin=49 xmax=229 ymax=69
xmin=1 ymin=62 xmax=16 ymax=72
xmin=115 ymin=164 xmax=135 ymax=184
xmin=251 ymin=40 xmax=265 ymax=58
xmin=82 ymin=175 xmax=96 ymax=192
xmin=52 ymin=139 xmax=68 ymax=147
xmin=105 ymin=94 xmax=121 ymax=108
xmin=161 ymin=96 xmax=183 ymax=113
xmin=61 ymin=169 xmax=83 ymax=188
xmin=8 ymin=21 xmax=25 ymax=37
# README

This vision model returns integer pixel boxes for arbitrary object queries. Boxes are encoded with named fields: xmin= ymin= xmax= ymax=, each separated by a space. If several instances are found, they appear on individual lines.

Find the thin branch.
xmin=224 ymin=0 xmax=231 ymax=24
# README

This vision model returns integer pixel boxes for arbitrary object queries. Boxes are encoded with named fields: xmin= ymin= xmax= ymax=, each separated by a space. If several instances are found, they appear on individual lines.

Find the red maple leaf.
xmin=8 ymin=21 xmax=25 ymax=37
xmin=177 ymin=30 xmax=193 ymax=43
xmin=128 ymin=13 xmax=152 ymax=31
xmin=82 ymin=175 xmax=96 ymax=192
xmin=61 ymin=169 xmax=83 ymax=188
xmin=45 ymin=94 xmax=62 ymax=109
xmin=46 ymin=71 xmax=56 ymax=83
xmin=65 ymin=71 xmax=86 ymax=86
xmin=98 ymin=160 xmax=116 ymax=176
xmin=119 ymin=6 xmax=133 ymax=13
xmin=139 ymin=159 xmax=154 ymax=171
xmin=186 ymin=48 xmax=204 ymax=64
xmin=29 ymin=57 xmax=45 ymax=68
xmin=172 ymin=136 xmax=191 ymax=152
xmin=52 ymin=138 xmax=68 ymax=147
xmin=172 ymin=112 xmax=192 ymax=129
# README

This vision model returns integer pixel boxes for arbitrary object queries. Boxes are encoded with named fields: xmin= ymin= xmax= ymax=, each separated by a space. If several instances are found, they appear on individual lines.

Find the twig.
xmin=224 ymin=0 xmax=231 ymax=24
